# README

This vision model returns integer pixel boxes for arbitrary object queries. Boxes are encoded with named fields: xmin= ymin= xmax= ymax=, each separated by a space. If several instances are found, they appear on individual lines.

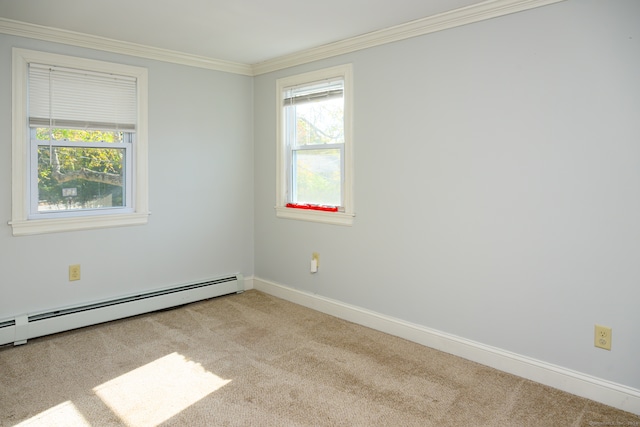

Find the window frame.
xmin=10 ymin=48 xmax=149 ymax=236
xmin=275 ymin=64 xmax=354 ymax=226
xmin=28 ymin=131 xmax=133 ymax=218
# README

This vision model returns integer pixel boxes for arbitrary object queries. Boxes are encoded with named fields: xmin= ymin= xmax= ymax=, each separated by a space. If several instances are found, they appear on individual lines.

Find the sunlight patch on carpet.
xmin=93 ymin=352 xmax=231 ymax=427
xmin=15 ymin=400 xmax=91 ymax=427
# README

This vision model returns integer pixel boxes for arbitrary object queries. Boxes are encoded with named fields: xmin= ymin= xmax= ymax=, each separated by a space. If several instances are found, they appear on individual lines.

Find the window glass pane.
xmin=37 ymin=145 xmax=125 ymax=212
xmin=293 ymin=148 xmax=341 ymax=206
xmin=294 ymin=97 xmax=344 ymax=147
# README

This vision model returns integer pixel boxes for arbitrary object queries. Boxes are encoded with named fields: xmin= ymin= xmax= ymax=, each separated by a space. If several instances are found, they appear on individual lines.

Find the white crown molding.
xmin=1 ymin=0 xmax=565 ymax=76
xmin=251 ymin=0 xmax=567 ymax=75
xmin=253 ymin=277 xmax=640 ymax=416
xmin=0 ymin=17 xmax=253 ymax=76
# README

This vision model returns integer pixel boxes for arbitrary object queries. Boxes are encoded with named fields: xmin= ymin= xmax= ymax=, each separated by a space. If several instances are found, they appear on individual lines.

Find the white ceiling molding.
xmin=0 ymin=0 xmax=565 ymax=77
xmin=251 ymin=0 xmax=567 ymax=75
xmin=0 ymin=17 xmax=253 ymax=76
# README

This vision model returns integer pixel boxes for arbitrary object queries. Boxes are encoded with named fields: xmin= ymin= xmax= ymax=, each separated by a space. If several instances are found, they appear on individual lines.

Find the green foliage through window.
xmin=35 ymin=128 xmax=126 ymax=212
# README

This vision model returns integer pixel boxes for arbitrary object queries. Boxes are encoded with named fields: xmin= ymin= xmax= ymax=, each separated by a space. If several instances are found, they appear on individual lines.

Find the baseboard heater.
xmin=0 ymin=274 xmax=243 ymax=346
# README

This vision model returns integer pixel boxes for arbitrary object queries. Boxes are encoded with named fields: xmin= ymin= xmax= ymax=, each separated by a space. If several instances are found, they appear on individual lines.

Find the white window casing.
xmin=275 ymin=64 xmax=354 ymax=226
xmin=10 ymin=48 xmax=149 ymax=236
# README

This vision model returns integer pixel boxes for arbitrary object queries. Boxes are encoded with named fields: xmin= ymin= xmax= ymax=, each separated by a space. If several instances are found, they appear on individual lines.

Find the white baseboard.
xmin=243 ymin=275 xmax=255 ymax=290
xmin=253 ymin=277 xmax=640 ymax=416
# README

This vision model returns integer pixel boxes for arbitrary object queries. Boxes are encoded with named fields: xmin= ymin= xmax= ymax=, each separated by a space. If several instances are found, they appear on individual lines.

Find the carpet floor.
xmin=1 ymin=290 xmax=638 ymax=426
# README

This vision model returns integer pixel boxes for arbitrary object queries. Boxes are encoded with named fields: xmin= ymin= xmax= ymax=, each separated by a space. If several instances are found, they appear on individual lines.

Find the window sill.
xmin=9 ymin=212 xmax=149 ymax=236
xmin=275 ymin=206 xmax=354 ymax=226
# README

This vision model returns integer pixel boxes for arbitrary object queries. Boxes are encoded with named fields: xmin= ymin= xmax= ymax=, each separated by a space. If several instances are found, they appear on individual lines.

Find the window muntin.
xmin=276 ymin=64 xmax=354 ymax=226
xmin=10 ymin=48 xmax=149 ymax=236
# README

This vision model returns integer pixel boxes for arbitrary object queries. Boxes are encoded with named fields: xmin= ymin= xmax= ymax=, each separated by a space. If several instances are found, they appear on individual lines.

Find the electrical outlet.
xmin=594 ymin=325 xmax=612 ymax=351
xmin=69 ymin=264 xmax=81 ymax=281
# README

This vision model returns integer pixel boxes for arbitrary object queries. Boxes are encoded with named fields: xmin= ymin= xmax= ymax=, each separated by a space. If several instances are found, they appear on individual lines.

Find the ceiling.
xmin=0 ymin=0 xmax=487 ymax=65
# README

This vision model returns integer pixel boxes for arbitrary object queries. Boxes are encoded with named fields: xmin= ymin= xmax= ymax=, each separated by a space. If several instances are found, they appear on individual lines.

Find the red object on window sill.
xmin=286 ymin=203 xmax=338 ymax=212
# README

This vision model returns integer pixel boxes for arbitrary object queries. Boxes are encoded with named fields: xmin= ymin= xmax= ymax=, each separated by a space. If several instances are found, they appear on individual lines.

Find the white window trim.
xmin=275 ymin=64 xmax=354 ymax=226
xmin=10 ymin=48 xmax=149 ymax=236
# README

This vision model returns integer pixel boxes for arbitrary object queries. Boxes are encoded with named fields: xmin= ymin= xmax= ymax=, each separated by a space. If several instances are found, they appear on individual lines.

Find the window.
xmin=10 ymin=49 xmax=149 ymax=236
xmin=276 ymin=64 xmax=354 ymax=225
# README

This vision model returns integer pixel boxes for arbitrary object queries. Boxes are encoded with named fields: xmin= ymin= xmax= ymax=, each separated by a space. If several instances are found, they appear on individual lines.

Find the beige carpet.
xmin=1 ymin=290 xmax=638 ymax=426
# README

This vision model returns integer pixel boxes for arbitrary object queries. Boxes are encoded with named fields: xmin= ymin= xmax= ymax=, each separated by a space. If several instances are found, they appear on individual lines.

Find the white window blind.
xmin=28 ymin=63 xmax=137 ymax=132
xmin=283 ymin=79 xmax=344 ymax=107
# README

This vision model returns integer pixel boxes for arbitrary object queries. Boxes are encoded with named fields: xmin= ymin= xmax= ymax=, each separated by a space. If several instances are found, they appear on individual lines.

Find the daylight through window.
xmin=276 ymin=64 xmax=354 ymax=226
xmin=11 ymin=49 xmax=149 ymax=236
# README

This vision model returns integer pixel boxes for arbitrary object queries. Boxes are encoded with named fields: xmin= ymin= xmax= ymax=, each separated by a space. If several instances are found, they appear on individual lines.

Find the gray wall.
xmin=0 ymin=37 xmax=254 ymax=315
xmin=253 ymin=0 xmax=640 ymax=388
